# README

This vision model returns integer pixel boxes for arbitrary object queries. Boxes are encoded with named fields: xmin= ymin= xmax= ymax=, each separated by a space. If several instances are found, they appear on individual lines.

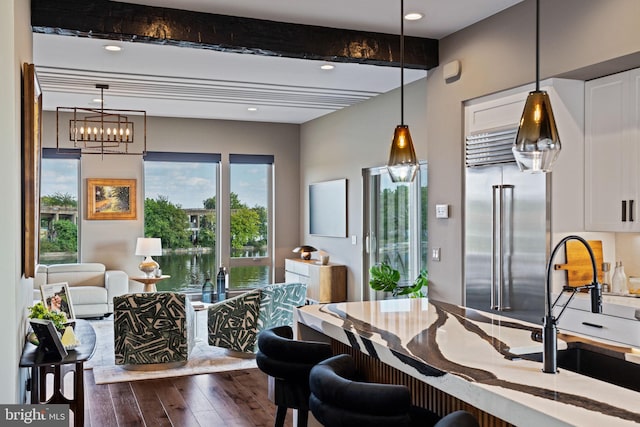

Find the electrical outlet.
xmin=432 ymin=247 xmax=441 ymax=262
xmin=351 ymin=235 xmax=357 ymax=245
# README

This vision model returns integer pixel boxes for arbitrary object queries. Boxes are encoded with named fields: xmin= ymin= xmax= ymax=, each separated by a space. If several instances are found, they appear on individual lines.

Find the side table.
xmin=130 ymin=274 xmax=171 ymax=292
xmin=19 ymin=319 xmax=96 ymax=427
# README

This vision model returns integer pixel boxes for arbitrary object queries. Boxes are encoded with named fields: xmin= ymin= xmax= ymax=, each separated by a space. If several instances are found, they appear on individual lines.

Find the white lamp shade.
xmin=135 ymin=237 xmax=162 ymax=256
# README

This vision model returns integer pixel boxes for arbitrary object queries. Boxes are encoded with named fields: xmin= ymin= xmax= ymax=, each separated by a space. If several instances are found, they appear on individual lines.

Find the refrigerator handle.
xmin=501 ymin=185 xmax=514 ymax=311
xmin=492 ymin=184 xmax=514 ymax=312
xmin=491 ymin=185 xmax=501 ymax=310
xmin=622 ymin=200 xmax=627 ymax=222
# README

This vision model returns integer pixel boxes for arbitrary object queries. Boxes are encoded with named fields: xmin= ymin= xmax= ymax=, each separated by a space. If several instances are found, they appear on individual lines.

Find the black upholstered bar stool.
xmin=256 ymin=325 xmax=333 ymax=427
xmin=309 ymin=354 xmax=480 ymax=427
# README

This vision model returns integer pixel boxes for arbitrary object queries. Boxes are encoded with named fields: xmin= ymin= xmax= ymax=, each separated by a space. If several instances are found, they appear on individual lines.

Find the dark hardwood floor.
xmin=82 ymin=368 xmax=293 ymax=427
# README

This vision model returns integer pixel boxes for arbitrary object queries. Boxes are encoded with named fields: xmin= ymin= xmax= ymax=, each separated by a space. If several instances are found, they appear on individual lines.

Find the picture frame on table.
xmin=86 ymin=178 xmax=137 ymax=220
xmin=41 ymin=282 xmax=75 ymax=322
xmin=29 ymin=319 xmax=68 ymax=360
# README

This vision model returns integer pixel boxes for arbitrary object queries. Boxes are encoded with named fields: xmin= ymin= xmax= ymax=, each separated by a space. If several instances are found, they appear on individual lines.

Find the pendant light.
xmin=386 ymin=0 xmax=418 ymax=183
xmin=512 ymin=0 xmax=560 ymax=173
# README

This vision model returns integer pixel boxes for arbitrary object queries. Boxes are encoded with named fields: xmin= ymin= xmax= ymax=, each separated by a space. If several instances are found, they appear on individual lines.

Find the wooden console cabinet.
xmin=285 ymin=258 xmax=346 ymax=303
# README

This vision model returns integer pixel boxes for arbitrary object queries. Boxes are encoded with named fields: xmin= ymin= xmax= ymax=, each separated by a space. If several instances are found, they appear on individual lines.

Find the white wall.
xmin=1 ymin=0 xmax=33 ymax=404
xmin=300 ymin=78 xmax=427 ymax=301
xmin=41 ymin=114 xmax=301 ymax=280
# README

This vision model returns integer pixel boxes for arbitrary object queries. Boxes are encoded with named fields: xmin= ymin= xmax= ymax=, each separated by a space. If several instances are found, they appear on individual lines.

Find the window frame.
xmin=143 ymin=151 xmax=274 ymax=289
xmin=362 ymin=162 xmax=427 ymax=300
xmin=39 ymin=148 xmax=81 ymax=263
xmin=225 ymin=154 xmax=274 ymax=283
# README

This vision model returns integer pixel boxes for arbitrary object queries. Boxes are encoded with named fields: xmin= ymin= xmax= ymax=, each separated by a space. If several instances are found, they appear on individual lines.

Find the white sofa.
xmin=34 ymin=263 xmax=129 ymax=318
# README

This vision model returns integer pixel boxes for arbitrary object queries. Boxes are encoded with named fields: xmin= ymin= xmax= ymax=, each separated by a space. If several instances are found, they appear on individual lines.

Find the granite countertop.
xmin=296 ymin=298 xmax=640 ymax=427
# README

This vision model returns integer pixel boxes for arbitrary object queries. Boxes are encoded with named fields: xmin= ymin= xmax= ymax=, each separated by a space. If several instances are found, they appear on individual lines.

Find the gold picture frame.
xmin=86 ymin=178 xmax=137 ymax=220
xmin=22 ymin=63 xmax=42 ymax=278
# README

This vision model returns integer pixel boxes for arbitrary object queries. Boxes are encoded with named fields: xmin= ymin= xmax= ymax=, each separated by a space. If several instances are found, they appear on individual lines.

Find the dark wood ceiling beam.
xmin=31 ymin=0 xmax=438 ymax=70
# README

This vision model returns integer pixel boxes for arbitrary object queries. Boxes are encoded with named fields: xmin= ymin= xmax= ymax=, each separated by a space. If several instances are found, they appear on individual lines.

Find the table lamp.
xmin=135 ymin=237 xmax=163 ymax=277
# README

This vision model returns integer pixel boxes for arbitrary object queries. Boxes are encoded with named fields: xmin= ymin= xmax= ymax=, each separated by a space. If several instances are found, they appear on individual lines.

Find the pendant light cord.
xmin=535 ymin=0 xmax=540 ymax=91
xmin=400 ymin=0 xmax=405 ymax=126
xmin=100 ymin=86 xmax=104 ymax=113
xmin=100 ymin=85 xmax=105 ymax=152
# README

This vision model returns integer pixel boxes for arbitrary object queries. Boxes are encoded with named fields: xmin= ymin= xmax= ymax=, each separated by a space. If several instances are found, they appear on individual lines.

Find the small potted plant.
xmin=369 ymin=262 xmax=427 ymax=298
xmin=28 ymin=302 xmax=68 ymax=332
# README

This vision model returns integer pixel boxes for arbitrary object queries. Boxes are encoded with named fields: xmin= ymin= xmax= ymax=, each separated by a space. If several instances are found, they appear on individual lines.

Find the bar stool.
xmin=256 ymin=325 xmax=333 ymax=427
xmin=309 ymin=354 xmax=480 ymax=427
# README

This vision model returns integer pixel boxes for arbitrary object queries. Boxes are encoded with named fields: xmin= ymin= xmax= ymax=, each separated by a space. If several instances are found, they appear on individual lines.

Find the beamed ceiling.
xmin=31 ymin=0 xmax=524 ymax=123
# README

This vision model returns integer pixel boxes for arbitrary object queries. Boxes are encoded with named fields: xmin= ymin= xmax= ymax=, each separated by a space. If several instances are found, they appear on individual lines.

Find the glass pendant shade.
xmin=387 ymin=125 xmax=418 ymax=182
xmin=512 ymin=90 xmax=561 ymax=173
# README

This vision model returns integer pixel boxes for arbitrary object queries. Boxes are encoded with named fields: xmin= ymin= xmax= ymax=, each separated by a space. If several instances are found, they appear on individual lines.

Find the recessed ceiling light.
xmin=104 ymin=45 xmax=122 ymax=52
xmin=404 ymin=12 xmax=424 ymax=21
xmin=247 ymin=107 xmax=258 ymax=112
xmin=320 ymin=64 xmax=335 ymax=70
xmin=92 ymin=98 xmax=104 ymax=104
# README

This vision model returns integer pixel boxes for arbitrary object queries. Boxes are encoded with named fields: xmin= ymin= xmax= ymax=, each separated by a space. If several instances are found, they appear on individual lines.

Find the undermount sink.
xmin=518 ymin=346 xmax=640 ymax=393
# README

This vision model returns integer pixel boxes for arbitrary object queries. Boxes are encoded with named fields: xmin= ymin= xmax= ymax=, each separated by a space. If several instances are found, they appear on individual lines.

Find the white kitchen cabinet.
xmin=554 ymin=294 xmax=640 ymax=348
xmin=585 ymin=68 xmax=640 ymax=231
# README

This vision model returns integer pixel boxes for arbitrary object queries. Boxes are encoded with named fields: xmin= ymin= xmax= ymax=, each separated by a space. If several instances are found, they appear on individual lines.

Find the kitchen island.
xmin=295 ymin=298 xmax=640 ymax=427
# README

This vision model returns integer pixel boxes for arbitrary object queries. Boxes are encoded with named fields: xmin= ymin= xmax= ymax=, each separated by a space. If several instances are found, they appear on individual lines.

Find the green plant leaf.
xmin=369 ymin=262 xmax=400 ymax=294
xmin=396 ymin=269 xmax=428 ymax=298
xmin=28 ymin=302 xmax=68 ymax=330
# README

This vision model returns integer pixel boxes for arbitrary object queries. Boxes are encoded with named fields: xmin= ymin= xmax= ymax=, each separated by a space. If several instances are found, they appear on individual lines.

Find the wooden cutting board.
xmin=554 ymin=240 xmax=604 ymax=287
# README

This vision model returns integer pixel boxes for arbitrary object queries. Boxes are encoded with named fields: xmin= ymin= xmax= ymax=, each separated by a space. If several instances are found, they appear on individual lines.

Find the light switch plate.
xmin=432 ymin=248 xmax=441 ymax=262
xmin=435 ymin=204 xmax=449 ymax=219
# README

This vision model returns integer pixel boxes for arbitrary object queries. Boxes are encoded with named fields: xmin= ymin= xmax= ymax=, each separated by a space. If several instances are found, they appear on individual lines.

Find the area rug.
xmin=86 ymin=311 xmax=257 ymax=385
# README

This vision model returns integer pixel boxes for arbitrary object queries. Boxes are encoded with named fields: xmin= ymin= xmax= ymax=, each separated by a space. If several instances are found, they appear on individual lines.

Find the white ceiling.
xmin=33 ymin=0 xmax=524 ymax=124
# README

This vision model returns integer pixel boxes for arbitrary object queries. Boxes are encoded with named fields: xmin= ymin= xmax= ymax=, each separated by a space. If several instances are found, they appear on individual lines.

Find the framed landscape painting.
xmin=87 ymin=178 xmax=137 ymax=220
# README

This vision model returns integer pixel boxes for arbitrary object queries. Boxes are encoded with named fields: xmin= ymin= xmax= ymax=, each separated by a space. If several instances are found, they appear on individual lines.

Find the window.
xmin=362 ymin=163 xmax=427 ymax=300
xmin=39 ymin=148 xmax=80 ymax=264
xmin=143 ymin=152 xmax=219 ymax=293
xmin=143 ymin=152 xmax=273 ymax=293
xmin=226 ymin=154 xmax=273 ymax=288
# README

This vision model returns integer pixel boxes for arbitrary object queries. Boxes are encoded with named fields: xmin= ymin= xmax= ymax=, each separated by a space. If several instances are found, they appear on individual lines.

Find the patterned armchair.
xmin=113 ymin=292 xmax=195 ymax=369
xmin=207 ymin=282 xmax=307 ymax=355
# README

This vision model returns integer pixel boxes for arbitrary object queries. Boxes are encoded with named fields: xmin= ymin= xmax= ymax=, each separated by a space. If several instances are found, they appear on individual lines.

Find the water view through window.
xmin=153 ymin=248 xmax=269 ymax=293
xmin=144 ymin=155 xmax=271 ymax=294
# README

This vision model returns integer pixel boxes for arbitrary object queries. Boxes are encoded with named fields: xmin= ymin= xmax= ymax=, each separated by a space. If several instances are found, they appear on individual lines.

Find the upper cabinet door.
xmin=585 ymin=68 xmax=640 ymax=231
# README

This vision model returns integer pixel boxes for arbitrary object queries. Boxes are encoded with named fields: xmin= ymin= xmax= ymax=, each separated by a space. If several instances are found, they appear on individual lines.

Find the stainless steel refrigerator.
xmin=464 ymin=128 xmax=549 ymax=324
